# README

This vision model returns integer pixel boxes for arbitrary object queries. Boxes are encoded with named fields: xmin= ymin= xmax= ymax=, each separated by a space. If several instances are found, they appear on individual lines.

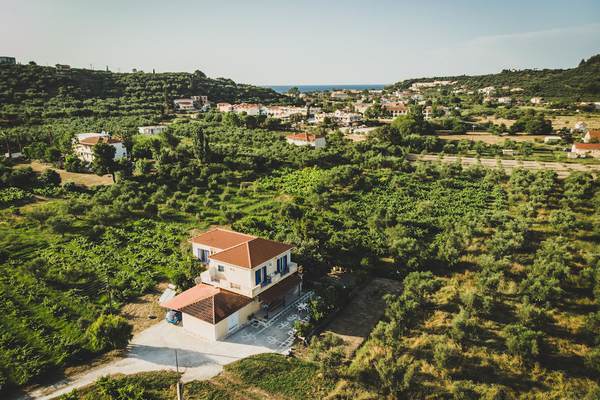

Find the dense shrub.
xmin=85 ymin=314 xmax=133 ymax=353
xmin=503 ymin=324 xmax=542 ymax=360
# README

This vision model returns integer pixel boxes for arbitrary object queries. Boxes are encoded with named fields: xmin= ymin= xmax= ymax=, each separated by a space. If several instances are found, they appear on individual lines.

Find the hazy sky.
xmin=2 ymin=0 xmax=600 ymax=85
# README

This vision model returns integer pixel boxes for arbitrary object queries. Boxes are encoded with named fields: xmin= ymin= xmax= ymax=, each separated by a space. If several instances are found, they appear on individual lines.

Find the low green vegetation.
xmin=1 ymin=65 xmax=599 ymax=399
xmin=59 ymin=354 xmax=327 ymax=400
xmin=225 ymin=353 xmax=330 ymax=399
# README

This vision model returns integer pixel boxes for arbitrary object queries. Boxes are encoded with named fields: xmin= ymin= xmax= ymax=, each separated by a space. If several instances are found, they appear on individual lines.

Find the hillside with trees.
xmin=0 ymin=64 xmax=286 ymax=127
xmin=1 ymin=114 xmax=599 ymax=398
xmin=388 ymin=54 xmax=600 ymax=101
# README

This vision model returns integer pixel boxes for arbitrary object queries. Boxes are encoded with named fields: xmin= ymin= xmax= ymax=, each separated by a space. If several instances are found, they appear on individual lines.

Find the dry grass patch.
xmin=16 ymin=161 xmax=113 ymax=187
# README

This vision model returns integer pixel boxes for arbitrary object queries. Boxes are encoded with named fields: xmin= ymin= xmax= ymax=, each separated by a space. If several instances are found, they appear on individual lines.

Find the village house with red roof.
xmin=583 ymin=129 xmax=600 ymax=143
xmin=571 ymin=142 xmax=600 ymax=158
xmin=286 ymin=132 xmax=327 ymax=149
xmin=161 ymin=229 xmax=301 ymax=340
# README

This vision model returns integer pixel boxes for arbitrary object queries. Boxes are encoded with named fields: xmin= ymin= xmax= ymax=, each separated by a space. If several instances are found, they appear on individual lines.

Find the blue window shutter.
xmin=255 ymin=269 xmax=261 ymax=285
xmin=276 ymin=258 xmax=280 ymax=273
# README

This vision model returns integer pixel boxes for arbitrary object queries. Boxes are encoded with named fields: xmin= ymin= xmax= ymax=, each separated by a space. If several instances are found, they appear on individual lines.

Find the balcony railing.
xmin=260 ymin=276 xmax=272 ymax=287
xmin=252 ymin=262 xmax=298 ymax=296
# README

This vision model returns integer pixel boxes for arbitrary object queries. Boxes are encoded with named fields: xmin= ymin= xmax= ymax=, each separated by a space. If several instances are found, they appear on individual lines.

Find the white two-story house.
xmin=73 ymin=132 xmax=127 ymax=164
xmin=162 ymin=228 xmax=300 ymax=340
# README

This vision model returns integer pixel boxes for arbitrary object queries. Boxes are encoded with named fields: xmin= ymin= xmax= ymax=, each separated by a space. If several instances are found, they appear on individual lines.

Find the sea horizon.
xmin=264 ymin=84 xmax=387 ymax=94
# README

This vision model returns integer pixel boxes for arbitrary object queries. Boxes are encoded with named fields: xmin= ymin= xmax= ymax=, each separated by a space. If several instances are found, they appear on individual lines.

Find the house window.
xmin=255 ymin=269 xmax=261 ymax=285
xmin=199 ymin=249 xmax=209 ymax=263
xmin=277 ymin=255 xmax=289 ymax=274
xmin=230 ymin=282 xmax=241 ymax=290
xmin=218 ymin=265 xmax=225 ymax=272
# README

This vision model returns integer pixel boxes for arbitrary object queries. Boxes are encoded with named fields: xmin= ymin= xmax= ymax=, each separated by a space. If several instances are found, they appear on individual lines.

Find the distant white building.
xmin=333 ymin=110 xmax=361 ymax=126
xmin=73 ymin=132 xmax=127 ymax=163
xmin=583 ymin=130 xmax=600 ymax=143
xmin=530 ymin=97 xmax=544 ymax=105
xmin=543 ymin=136 xmax=562 ymax=144
xmin=0 ymin=56 xmax=16 ymax=65
xmin=410 ymin=80 xmax=454 ymax=91
xmin=286 ymin=133 xmax=326 ymax=149
xmin=217 ymin=103 xmax=233 ymax=113
xmin=383 ymin=102 xmax=408 ymax=117
xmin=571 ymin=143 xmax=600 ymax=158
xmin=497 ymin=97 xmax=512 ymax=105
xmin=478 ymin=86 xmax=496 ymax=96
xmin=232 ymin=103 xmax=266 ymax=116
xmin=191 ymin=95 xmax=209 ymax=105
xmin=266 ymin=106 xmax=307 ymax=119
xmin=330 ymin=91 xmax=350 ymax=100
xmin=173 ymin=96 xmax=209 ymax=112
xmin=573 ymin=121 xmax=588 ymax=133
xmin=174 ymin=98 xmax=196 ymax=111
xmin=3 ymin=152 xmax=23 ymax=159
xmin=138 ymin=125 xmax=167 ymax=135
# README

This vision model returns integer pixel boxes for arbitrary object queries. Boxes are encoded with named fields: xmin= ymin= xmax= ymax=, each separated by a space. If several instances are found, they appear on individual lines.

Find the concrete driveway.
xmin=17 ymin=292 xmax=314 ymax=400
xmin=18 ymin=321 xmax=273 ymax=400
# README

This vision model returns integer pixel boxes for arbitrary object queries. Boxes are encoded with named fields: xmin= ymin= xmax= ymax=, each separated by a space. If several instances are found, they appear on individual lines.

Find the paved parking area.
xmin=227 ymin=292 xmax=312 ymax=351
xmin=18 ymin=292 xmax=312 ymax=400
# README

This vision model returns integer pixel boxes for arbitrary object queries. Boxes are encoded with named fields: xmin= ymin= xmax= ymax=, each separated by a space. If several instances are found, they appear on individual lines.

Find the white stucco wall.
xmin=182 ymin=313 xmax=217 ymax=341
xmin=195 ymin=244 xmax=293 ymax=298
xmin=182 ymin=300 xmax=260 ymax=340
xmin=74 ymin=142 xmax=127 ymax=163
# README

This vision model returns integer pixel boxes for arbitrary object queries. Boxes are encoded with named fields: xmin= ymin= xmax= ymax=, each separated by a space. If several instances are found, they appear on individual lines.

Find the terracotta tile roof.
xmin=191 ymin=228 xmax=256 ymax=250
xmin=162 ymin=284 xmax=252 ymax=324
xmin=586 ymin=130 xmax=600 ymax=140
xmin=78 ymin=136 xmax=121 ymax=145
xmin=574 ymin=143 xmax=600 ymax=150
xmin=160 ymin=283 xmax=219 ymax=310
xmin=286 ymin=133 xmax=323 ymax=142
xmin=210 ymin=237 xmax=294 ymax=269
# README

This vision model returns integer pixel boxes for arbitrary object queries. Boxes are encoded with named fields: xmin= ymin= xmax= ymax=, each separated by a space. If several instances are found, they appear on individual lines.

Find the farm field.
xmin=551 ymin=113 xmax=600 ymax=130
xmin=323 ymin=278 xmax=403 ymax=356
xmin=407 ymin=153 xmax=600 ymax=177
xmin=436 ymin=132 xmax=547 ymax=144
xmin=15 ymin=161 xmax=113 ymax=187
xmin=476 ymin=113 xmax=600 ymax=131
xmin=1 ymin=47 xmax=600 ymax=400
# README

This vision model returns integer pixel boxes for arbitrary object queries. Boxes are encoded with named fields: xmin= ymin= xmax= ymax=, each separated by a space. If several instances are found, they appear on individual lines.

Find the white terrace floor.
xmin=17 ymin=292 xmax=312 ymax=400
xmin=226 ymin=291 xmax=312 ymax=350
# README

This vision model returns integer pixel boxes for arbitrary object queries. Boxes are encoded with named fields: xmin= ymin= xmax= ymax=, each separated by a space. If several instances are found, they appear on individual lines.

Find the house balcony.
xmin=200 ymin=270 xmax=250 ymax=295
xmin=252 ymin=262 xmax=298 ymax=297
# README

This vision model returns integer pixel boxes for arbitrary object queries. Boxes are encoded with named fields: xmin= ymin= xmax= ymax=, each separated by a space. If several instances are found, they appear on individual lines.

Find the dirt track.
xmin=407 ymin=154 xmax=600 ymax=178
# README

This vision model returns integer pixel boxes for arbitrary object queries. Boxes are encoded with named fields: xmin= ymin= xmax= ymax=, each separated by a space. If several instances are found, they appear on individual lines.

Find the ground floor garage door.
xmin=227 ymin=311 xmax=239 ymax=333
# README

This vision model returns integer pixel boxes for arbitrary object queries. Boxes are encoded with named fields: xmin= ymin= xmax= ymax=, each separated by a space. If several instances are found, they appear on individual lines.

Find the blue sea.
xmin=266 ymin=84 xmax=386 ymax=94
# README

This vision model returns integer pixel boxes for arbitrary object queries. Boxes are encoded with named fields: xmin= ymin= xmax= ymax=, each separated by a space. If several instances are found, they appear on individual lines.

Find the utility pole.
xmin=175 ymin=350 xmax=184 ymax=400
